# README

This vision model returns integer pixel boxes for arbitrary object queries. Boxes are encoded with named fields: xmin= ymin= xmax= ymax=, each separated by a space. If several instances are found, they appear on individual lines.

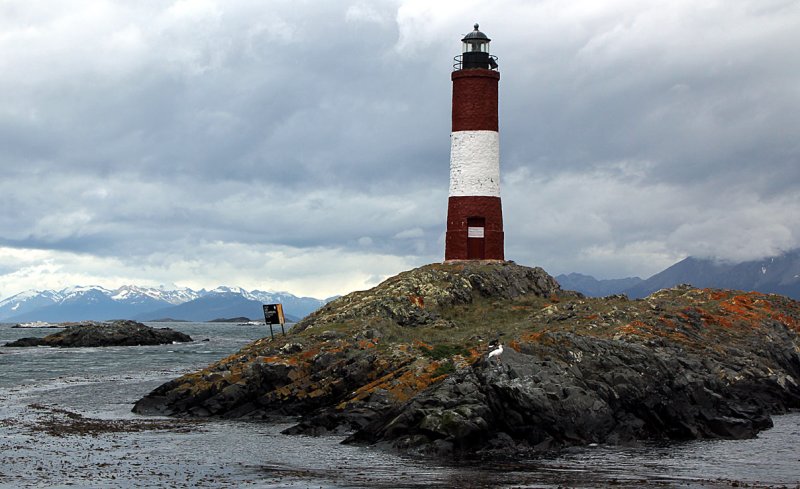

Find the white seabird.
xmin=487 ymin=343 xmax=503 ymax=360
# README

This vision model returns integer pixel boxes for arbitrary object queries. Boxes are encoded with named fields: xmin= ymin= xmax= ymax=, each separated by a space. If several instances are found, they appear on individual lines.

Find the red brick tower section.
xmin=445 ymin=24 xmax=504 ymax=261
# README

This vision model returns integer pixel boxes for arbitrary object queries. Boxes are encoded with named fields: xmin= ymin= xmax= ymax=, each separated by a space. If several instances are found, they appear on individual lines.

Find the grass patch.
xmin=291 ymin=292 xmax=574 ymax=350
xmin=420 ymin=344 xmax=469 ymax=360
xmin=432 ymin=360 xmax=456 ymax=377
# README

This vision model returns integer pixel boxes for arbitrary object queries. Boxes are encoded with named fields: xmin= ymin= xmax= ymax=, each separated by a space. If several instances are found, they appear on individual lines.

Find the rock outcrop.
xmin=4 ymin=320 xmax=192 ymax=347
xmin=132 ymin=262 xmax=800 ymax=458
xmin=292 ymin=260 xmax=560 ymax=331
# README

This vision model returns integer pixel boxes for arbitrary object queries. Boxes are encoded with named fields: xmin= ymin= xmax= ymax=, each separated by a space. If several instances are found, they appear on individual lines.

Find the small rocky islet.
xmin=132 ymin=261 xmax=800 ymax=458
xmin=4 ymin=320 xmax=192 ymax=347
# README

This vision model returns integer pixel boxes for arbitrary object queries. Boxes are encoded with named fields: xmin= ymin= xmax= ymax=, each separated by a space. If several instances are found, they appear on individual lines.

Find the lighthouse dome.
xmin=462 ymin=23 xmax=491 ymax=42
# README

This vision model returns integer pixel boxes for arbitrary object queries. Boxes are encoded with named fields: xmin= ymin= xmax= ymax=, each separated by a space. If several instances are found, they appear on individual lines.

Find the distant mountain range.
xmin=0 ymin=285 xmax=332 ymax=323
xmin=553 ymin=274 xmax=644 ymax=298
xmin=557 ymin=249 xmax=800 ymax=300
xmin=5 ymin=249 xmax=798 ymax=323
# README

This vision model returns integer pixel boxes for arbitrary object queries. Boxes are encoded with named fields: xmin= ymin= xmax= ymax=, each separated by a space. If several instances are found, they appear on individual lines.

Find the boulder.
xmin=4 ymin=320 xmax=192 ymax=347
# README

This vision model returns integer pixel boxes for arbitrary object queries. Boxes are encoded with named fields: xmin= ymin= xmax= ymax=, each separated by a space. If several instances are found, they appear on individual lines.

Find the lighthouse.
xmin=445 ymin=24 xmax=504 ymax=261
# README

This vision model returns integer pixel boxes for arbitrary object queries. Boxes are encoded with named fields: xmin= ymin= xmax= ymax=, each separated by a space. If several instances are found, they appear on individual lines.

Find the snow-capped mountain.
xmin=0 ymin=289 xmax=63 ymax=319
xmin=110 ymin=285 xmax=201 ymax=305
xmin=0 ymin=285 xmax=178 ymax=323
xmin=136 ymin=288 xmax=327 ymax=323
xmin=0 ymin=285 xmax=328 ymax=323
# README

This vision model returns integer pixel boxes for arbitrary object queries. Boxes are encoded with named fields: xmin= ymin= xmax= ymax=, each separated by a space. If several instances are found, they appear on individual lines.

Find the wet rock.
xmin=346 ymin=330 xmax=799 ymax=456
xmin=3 ymin=320 xmax=192 ymax=348
xmin=4 ymin=336 xmax=44 ymax=347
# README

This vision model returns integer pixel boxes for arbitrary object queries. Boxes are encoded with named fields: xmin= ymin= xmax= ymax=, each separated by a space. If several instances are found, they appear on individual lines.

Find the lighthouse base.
xmin=445 ymin=196 xmax=504 ymax=261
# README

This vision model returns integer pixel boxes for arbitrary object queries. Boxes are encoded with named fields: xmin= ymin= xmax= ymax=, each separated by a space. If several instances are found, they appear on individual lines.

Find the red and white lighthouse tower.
xmin=445 ymin=24 xmax=504 ymax=261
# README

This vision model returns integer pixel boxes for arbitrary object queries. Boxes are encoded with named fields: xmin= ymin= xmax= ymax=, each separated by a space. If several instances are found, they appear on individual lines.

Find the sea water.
xmin=1 ymin=322 xmax=798 ymax=488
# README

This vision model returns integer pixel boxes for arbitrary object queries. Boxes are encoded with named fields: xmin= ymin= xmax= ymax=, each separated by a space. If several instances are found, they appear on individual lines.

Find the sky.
xmin=1 ymin=0 xmax=799 ymax=300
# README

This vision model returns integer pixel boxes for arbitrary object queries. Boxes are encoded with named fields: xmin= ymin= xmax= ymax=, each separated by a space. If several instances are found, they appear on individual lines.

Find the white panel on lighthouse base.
xmin=449 ymin=130 xmax=500 ymax=197
xmin=467 ymin=226 xmax=485 ymax=238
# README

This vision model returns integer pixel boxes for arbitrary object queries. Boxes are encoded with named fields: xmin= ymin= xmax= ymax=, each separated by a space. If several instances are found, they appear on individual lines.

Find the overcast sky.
xmin=1 ymin=0 xmax=799 ymax=300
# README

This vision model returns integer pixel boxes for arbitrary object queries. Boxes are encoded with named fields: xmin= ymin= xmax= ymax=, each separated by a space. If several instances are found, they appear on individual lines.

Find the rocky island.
xmin=5 ymin=320 xmax=192 ymax=347
xmin=132 ymin=261 xmax=800 ymax=458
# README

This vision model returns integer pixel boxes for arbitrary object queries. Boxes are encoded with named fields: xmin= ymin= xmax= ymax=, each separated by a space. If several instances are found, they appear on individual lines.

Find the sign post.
xmin=262 ymin=304 xmax=286 ymax=339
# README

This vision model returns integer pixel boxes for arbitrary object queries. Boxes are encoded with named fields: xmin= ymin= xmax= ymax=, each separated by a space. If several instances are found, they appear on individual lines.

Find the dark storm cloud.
xmin=1 ymin=0 xmax=799 ymax=297
xmin=1 ymin=1 xmax=448 ymax=188
xmin=498 ymin=2 xmax=800 ymax=190
xmin=0 ymin=1 xmax=449 ymax=259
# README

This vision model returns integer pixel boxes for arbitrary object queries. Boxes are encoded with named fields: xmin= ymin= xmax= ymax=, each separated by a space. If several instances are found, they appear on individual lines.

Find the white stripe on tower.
xmin=449 ymin=130 xmax=500 ymax=197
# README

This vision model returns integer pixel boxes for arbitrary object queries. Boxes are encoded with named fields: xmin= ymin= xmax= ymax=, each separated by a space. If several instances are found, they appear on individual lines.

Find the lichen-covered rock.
xmin=293 ymin=260 xmax=560 ymax=331
xmin=3 ymin=320 xmax=192 ymax=348
xmin=132 ymin=261 xmax=800 ymax=459
xmin=347 ymin=325 xmax=799 ymax=457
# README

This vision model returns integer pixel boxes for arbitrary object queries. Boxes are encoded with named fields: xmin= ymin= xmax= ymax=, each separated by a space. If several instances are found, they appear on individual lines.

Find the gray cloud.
xmin=1 ymin=0 xmax=799 ymax=298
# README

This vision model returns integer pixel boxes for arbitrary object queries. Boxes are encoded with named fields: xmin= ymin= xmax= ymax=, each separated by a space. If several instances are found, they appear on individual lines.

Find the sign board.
xmin=263 ymin=304 xmax=285 ymax=325
xmin=467 ymin=226 xmax=485 ymax=238
xmin=263 ymin=304 xmax=287 ymax=339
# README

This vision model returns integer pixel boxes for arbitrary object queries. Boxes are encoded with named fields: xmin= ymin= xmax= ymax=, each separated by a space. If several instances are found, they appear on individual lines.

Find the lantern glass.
xmin=462 ymin=40 xmax=490 ymax=53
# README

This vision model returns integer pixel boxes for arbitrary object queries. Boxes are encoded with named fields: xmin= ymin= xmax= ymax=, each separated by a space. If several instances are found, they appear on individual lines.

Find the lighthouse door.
xmin=466 ymin=217 xmax=486 ymax=259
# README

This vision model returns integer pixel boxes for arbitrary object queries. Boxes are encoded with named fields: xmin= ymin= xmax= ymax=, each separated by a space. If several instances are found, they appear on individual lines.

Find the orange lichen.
xmin=413 ymin=339 xmax=432 ymax=350
xmin=658 ymin=316 xmax=677 ymax=327
xmin=717 ymin=293 xmax=773 ymax=326
xmin=701 ymin=312 xmax=734 ymax=329
xmin=344 ymin=370 xmax=403 ymax=405
xmin=705 ymin=290 xmax=730 ymax=301
xmin=616 ymin=324 xmax=637 ymax=336
xmin=337 ymin=359 xmax=442 ymax=409
xmin=775 ymin=313 xmax=800 ymax=332
xmin=409 ymin=295 xmax=425 ymax=308
xmin=617 ymin=319 xmax=695 ymax=342
xmin=258 ymin=355 xmax=299 ymax=366
xmin=519 ymin=331 xmax=544 ymax=343
xmin=620 ymin=320 xmax=649 ymax=333
xmin=467 ymin=347 xmax=483 ymax=359
xmin=383 ymin=362 xmax=442 ymax=402
xmin=730 ymin=294 xmax=755 ymax=308
xmin=508 ymin=339 xmax=521 ymax=352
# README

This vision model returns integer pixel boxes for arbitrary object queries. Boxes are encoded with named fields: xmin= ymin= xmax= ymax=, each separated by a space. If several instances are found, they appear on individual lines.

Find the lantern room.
xmin=456 ymin=24 xmax=498 ymax=70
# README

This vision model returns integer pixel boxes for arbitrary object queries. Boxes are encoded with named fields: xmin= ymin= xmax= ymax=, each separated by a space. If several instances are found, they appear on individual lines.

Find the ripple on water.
xmin=1 ymin=322 xmax=799 ymax=488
